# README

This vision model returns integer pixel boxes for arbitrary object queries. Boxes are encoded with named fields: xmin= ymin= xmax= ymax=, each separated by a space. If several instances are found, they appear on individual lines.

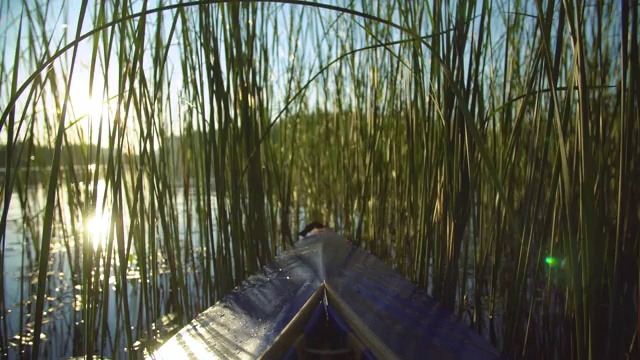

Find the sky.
xmin=0 ymin=0 xmax=625 ymax=150
xmin=0 ymin=0 xmax=386 ymax=148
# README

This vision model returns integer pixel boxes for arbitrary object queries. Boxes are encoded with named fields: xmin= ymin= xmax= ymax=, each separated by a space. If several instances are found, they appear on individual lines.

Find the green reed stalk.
xmin=30 ymin=2 xmax=89 ymax=358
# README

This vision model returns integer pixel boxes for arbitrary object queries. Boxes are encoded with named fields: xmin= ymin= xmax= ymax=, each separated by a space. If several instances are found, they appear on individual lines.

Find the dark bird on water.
xmin=298 ymin=222 xmax=326 ymax=237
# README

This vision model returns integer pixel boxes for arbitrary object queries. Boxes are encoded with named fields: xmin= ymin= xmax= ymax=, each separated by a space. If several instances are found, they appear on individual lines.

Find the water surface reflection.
xmin=2 ymin=178 xmax=213 ymax=359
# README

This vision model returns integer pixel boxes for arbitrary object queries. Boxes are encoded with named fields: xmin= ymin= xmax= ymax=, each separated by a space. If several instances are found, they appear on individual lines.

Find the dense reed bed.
xmin=0 ymin=0 xmax=638 ymax=359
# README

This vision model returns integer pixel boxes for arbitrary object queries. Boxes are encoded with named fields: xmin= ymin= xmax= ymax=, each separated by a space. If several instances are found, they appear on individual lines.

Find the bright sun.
xmin=69 ymin=93 xmax=104 ymax=120
xmin=64 ymin=78 xmax=113 ymax=143
xmin=86 ymin=212 xmax=110 ymax=250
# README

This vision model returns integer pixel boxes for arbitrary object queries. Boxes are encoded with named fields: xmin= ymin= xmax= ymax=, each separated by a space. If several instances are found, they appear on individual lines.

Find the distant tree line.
xmin=0 ymin=142 xmax=136 ymax=168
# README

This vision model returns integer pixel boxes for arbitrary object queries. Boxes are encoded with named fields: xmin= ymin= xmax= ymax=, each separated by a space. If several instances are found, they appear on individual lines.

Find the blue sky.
xmin=0 ymin=1 xmax=626 ymax=148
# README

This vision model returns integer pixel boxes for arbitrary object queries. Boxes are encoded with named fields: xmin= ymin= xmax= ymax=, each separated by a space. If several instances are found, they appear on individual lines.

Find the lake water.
xmin=1 ymin=178 xmax=208 ymax=359
xmin=0 ymin=174 xmax=583 ymax=359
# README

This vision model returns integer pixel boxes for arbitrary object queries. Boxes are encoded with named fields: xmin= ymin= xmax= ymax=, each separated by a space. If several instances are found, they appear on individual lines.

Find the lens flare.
xmin=545 ymin=256 xmax=565 ymax=268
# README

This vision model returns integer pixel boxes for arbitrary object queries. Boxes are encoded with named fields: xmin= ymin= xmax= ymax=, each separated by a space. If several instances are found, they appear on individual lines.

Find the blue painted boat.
xmin=150 ymin=228 xmax=502 ymax=359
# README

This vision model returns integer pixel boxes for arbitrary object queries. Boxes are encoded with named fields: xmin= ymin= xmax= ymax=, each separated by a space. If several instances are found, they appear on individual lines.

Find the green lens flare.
xmin=545 ymin=256 xmax=566 ymax=267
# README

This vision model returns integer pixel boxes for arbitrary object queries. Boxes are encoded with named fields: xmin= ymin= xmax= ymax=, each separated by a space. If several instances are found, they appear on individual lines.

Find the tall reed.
xmin=0 ymin=0 xmax=637 ymax=359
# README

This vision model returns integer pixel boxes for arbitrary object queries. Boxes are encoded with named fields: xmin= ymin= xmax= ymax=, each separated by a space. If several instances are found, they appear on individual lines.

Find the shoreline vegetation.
xmin=1 ymin=0 xmax=638 ymax=359
xmin=0 ymin=143 xmax=128 ymax=168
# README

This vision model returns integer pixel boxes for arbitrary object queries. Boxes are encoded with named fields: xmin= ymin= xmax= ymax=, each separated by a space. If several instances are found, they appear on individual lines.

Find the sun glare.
xmin=86 ymin=212 xmax=111 ymax=250
xmin=63 ymin=78 xmax=115 ymax=143
xmin=71 ymin=94 xmax=105 ymax=119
